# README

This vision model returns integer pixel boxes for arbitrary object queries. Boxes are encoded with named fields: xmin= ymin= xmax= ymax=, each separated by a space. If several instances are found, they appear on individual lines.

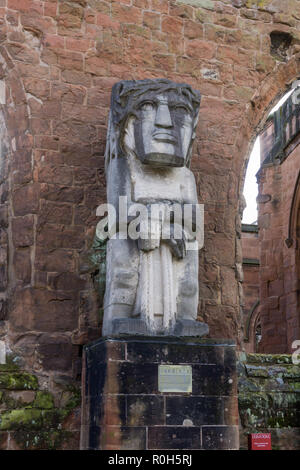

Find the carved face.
xmin=131 ymin=91 xmax=195 ymax=167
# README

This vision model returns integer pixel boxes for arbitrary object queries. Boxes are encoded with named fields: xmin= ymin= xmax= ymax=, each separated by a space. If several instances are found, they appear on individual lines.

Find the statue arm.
xmin=181 ymin=168 xmax=198 ymax=205
xmin=180 ymin=169 xmax=199 ymax=234
xmin=106 ymin=157 xmax=132 ymax=214
xmin=106 ymin=158 xmax=154 ymax=248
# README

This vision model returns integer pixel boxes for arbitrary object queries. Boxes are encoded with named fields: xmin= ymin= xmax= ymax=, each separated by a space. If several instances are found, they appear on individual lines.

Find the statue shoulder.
xmin=180 ymin=166 xmax=196 ymax=182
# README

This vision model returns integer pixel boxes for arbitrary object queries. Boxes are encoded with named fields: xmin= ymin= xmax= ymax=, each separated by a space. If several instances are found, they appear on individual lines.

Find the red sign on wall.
xmin=248 ymin=433 xmax=272 ymax=450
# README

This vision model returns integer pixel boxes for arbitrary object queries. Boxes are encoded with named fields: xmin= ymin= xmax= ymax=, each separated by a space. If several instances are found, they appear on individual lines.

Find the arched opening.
xmin=255 ymin=317 xmax=262 ymax=352
xmin=0 ymin=108 xmax=9 ymax=331
xmin=286 ymin=172 xmax=300 ymax=347
xmin=241 ymin=77 xmax=300 ymax=353
xmin=244 ymin=300 xmax=261 ymax=353
xmin=296 ymin=204 xmax=300 ymax=331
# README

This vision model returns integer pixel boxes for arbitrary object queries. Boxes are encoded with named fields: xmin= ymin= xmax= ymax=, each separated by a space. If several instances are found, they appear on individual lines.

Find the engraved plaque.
xmin=158 ymin=365 xmax=192 ymax=393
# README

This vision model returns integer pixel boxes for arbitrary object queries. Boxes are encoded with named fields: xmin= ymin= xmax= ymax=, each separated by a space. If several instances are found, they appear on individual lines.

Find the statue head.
xmin=105 ymin=79 xmax=201 ymax=169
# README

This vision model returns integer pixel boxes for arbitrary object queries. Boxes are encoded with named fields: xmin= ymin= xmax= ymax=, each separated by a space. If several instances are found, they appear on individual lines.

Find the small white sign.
xmin=158 ymin=365 xmax=192 ymax=393
xmin=0 ymin=341 xmax=6 ymax=364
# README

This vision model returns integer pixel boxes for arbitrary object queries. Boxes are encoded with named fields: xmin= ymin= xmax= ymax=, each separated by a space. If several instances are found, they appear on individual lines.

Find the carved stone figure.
xmin=101 ymin=79 xmax=208 ymax=337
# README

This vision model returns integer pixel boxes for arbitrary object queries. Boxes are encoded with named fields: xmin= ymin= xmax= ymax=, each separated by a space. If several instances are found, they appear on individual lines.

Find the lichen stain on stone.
xmin=246 ymin=0 xmax=273 ymax=9
xmin=128 ymin=400 xmax=146 ymax=426
xmin=238 ymin=353 xmax=300 ymax=448
xmin=0 ymin=372 xmax=39 ymax=390
xmin=0 ymin=359 xmax=80 ymax=449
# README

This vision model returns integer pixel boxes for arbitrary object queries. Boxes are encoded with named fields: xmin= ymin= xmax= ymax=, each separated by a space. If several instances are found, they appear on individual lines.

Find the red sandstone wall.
xmin=260 ymin=119 xmax=274 ymax=162
xmin=0 ymin=0 xmax=299 ymax=382
xmin=241 ymin=229 xmax=260 ymax=353
xmin=258 ymin=140 xmax=300 ymax=353
xmin=241 ymin=231 xmax=259 ymax=261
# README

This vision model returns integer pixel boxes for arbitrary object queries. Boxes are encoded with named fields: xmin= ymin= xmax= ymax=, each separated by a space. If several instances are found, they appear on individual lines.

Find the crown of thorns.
xmin=105 ymin=79 xmax=201 ymax=169
xmin=110 ymin=78 xmax=201 ymax=130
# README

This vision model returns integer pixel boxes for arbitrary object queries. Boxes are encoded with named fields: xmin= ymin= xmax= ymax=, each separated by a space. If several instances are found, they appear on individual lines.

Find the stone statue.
xmin=100 ymin=79 xmax=208 ymax=337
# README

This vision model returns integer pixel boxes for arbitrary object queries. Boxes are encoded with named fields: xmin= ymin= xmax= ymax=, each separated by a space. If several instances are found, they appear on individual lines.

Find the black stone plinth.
xmin=80 ymin=336 xmax=239 ymax=450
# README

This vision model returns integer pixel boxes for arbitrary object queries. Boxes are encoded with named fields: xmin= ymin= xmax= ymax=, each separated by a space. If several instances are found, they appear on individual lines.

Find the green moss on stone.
xmin=64 ymin=387 xmax=81 ymax=410
xmin=245 ymin=365 xmax=269 ymax=378
xmin=0 ymin=372 xmax=39 ymax=390
xmin=290 ymin=382 xmax=300 ymax=391
xmin=238 ymin=376 xmax=261 ymax=392
xmin=0 ymin=361 xmax=81 ymax=449
xmin=11 ymin=429 xmax=74 ymax=450
xmin=0 ymin=408 xmax=69 ymax=431
xmin=0 ymin=409 xmax=45 ymax=431
xmin=246 ymin=354 xmax=293 ymax=365
xmin=238 ymin=353 xmax=300 ymax=439
xmin=266 ymin=411 xmax=298 ymax=428
xmin=280 ymin=365 xmax=300 ymax=378
xmin=33 ymin=391 xmax=55 ymax=410
xmin=264 ymin=378 xmax=289 ymax=392
xmin=1 ymin=392 xmax=20 ymax=410
xmin=0 ymin=355 xmax=21 ymax=372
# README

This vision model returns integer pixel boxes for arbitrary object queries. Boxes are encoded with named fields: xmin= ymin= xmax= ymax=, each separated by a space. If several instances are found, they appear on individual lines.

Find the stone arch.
xmin=287 ymin=170 xmax=300 ymax=246
xmin=286 ymin=170 xmax=300 ymax=343
xmin=0 ymin=44 xmax=34 ymax=354
xmin=244 ymin=300 xmax=261 ymax=353
xmin=235 ymin=55 xmax=300 ymax=352
xmin=1 ymin=0 xmax=300 ymax=356
xmin=238 ymin=56 xmax=300 ymax=196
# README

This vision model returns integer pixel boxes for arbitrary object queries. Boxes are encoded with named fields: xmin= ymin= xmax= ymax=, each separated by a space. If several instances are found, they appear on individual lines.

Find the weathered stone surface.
xmin=12 ymin=184 xmax=40 ymax=217
xmin=2 ymin=0 xmax=299 ymax=362
xmin=238 ymin=353 xmax=300 ymax=450
xmin=126 ymin=339 xmax=225 ymax=364
xmin=202 ymin=425 xmax=239 ymax=450
xmin=11 ymin=215 xmax=34 ymax=248
xmin=81 ymin=337 xmax=239 ymax=450
xmin=10 ymin=288 xmax=78 ymax=332
xmin=0 ymin=0 xmax=299 ymax=450
xmin=148 ymin=426 xmax=201 ymax=450
xmin=127 ymin=395 xmax=164 ymax=426
xmin=166 ymin=396 xmax=229 ymax=426
xmin=34 ymin=247 xmax=76 ymax=273
xmin=257 ymin=113 xmax=300 ymax=353
xmin=13 ymin=248 xmax=31 ymax=284
xmin=37 ymin=337 xmax=77 ymax=372
xmin=0 ymin=356 xmax=81 ymax=449
xmin=0 ymin=372 xmax=38 ymax=390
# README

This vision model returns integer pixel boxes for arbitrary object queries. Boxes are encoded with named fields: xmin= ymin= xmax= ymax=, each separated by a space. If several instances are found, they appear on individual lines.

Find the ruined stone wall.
xmin=0 ymin=353 xmax=80 ymax=449
xmin=0 ymin=0 xmax=300 ymax=448
xmin=241 ymin=225 xmax=260 ymax=353
xmin=260 ymin=118 xmax=274 ymax=160
xmin=0 ymin=107 xmax=9 ymax=337
xmin=238 ymin=353 xmax=300 ymax=450
xmin=257 ymin=142 xmax=300 ymax=353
